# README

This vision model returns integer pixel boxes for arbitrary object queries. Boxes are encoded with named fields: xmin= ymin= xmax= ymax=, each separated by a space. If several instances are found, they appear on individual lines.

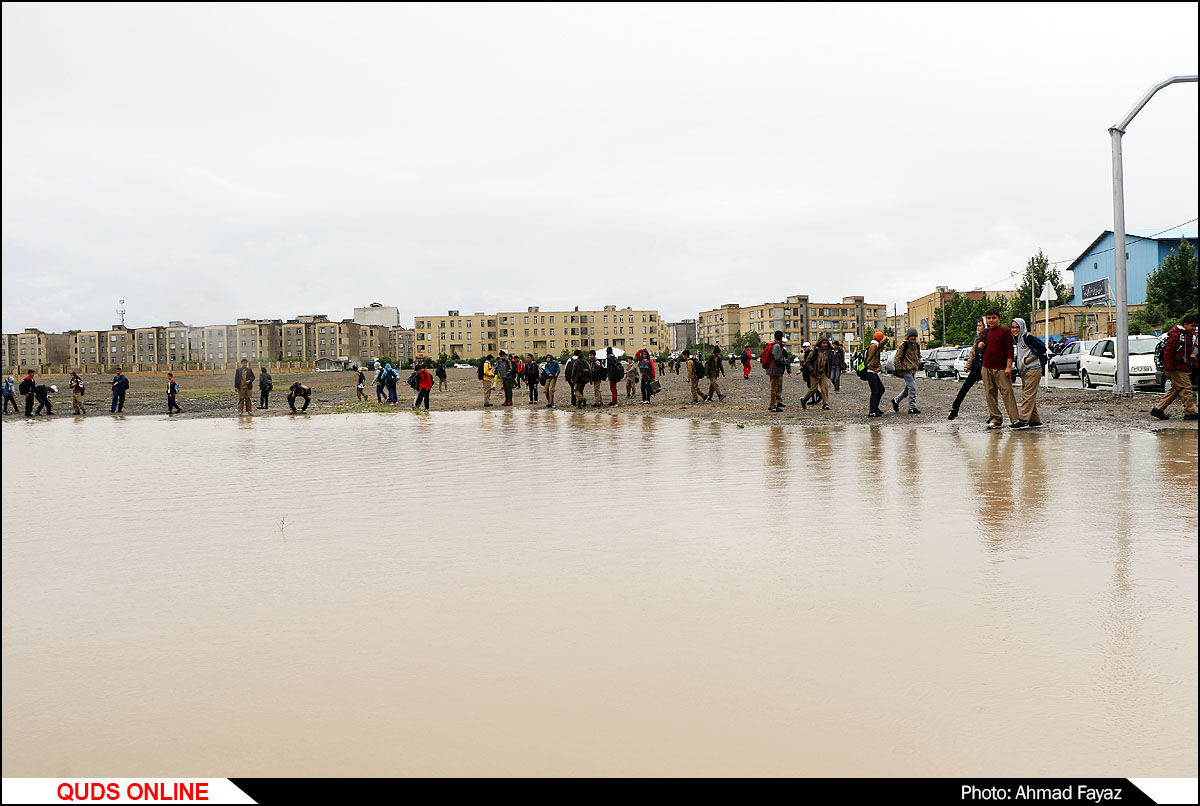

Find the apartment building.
xmin=68 ymin=330 xmax=106 ymax=368
xmin=666 ymin=320 xmax=697 ymax=353
xmin=389 ymin=327 xmax=415 ymax=365
xmin=353 ymin=303 xmax=401 ymax=327
xmin=280 ymin=315 xmax=331 ymax=361
xmin=2 ymin=328 xmax=70 ymax=370
xmin=497 ymin=305 xmax=660 ymax=355
xmin=413 ymin=311 xmax=497 ymax=359
xmin=198 ymin=325 xmax=238 ymax=366
xmin=312 ymin=319 xmax=358 ymax=361
xmin=165 ymin=322 xmax=192 ymax=363
xmin=133 ymin=326 xmax=167 ymax=366
xmin=699 ymin=294 xmax=885 ymax=350
xmin=355 ymin=323 xmax=392 ymax=364
xmin=234 ymin=319 xmax=283 ymax=363
xmin=885 ymin=311 xmax=910 ymax=336
xmin=808 ymin=297 xmax=887 ymax=349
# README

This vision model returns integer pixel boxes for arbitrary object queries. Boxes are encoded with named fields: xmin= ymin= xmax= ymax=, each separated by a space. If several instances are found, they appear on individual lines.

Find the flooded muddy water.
xmin=2 ymin=412 xmax=1196 ymax=777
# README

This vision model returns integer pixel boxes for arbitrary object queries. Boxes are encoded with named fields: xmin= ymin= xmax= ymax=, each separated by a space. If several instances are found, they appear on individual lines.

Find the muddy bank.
xmin=4 ymin=367 xmax=1196 ymax=433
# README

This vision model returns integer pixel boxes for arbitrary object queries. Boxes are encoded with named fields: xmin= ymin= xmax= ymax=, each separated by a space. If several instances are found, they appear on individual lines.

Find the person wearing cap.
xmin=19 ymin=369 xmax=37 ymax=416
xmin=891 ymin=327 xmax=922 ymax=414
xmin=767 ymin=331 xmax=789 ymax=412
xmin=33 ymin=382 xmax=56 ymax=415
xmin=3 ymin=375 xmax=17 ymax=414
xmin=863 ymin=331 xmax=888 ymax=417
xmin=69 ymin=370 xmax=86 ymax=414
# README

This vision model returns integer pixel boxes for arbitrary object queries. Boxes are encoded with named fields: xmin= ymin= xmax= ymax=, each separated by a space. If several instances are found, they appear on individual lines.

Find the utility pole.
xmin=1109 ymin=74 xmax=1198 ymax=395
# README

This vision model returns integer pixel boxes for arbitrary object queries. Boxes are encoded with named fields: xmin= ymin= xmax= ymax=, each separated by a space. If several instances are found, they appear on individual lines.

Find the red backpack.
xmin=760 ymin=343 xmax=774 ymax=370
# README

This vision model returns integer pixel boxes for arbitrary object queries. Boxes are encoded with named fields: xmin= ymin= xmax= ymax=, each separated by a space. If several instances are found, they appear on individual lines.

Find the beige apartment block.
xmin=355 ymin=324 xmax=392 ymax=364
xmin=413 ymin=311 xmax=497 ymax=359
xmin=389 ymin=327 xmax=415 ymax=365
xmin=133 ymin=326 xmax=167 ymax=366
xmin=2 ymin=328 xmax=66 ymax=370
xmin=197 ymin=325 xmax=239 ymax=367
xmin=281 ymin=315 xmax=331 ymax=362
xmin=497 ymin=305 xmax=661 ymax=356
xmin=165 ymin=322 xmax=192 ymax=363
xmin=68 ymin=330 xmax=107 ymax=368
xmin=808 ymin=297 xmax=887 ymax=349
xmin=699 ymin=294 xmax=885 ymax=351
xmin=312 ymin=320 xmax=357 ymax=361
xmin=100 ymin=325 xmax=137 ymax=368
xmin=234 ymin=319 xmax=283 ymax=364
xmin=885 ymin=312 xmax=910 ymax=336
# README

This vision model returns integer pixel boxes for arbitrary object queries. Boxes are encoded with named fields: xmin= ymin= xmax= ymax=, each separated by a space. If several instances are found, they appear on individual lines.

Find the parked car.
xmin=924 ymin=347 xmax=961 ymax=378
xmin=1078 ymin=336 xmax=1160 ymax=390
xmin=1048 ymin=339 xmax=1099 ymax=379
xmin=880 ymin=350 xmax=896 ymax=373
xmin=952 ymin=346 xmax=972 ymax=380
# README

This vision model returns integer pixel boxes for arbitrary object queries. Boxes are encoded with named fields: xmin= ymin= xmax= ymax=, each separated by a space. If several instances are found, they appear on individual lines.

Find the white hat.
xmin=49 ymin=384 xmax=58 ymax=393
xmin=802 ymin=342 xmax=811 ymax=347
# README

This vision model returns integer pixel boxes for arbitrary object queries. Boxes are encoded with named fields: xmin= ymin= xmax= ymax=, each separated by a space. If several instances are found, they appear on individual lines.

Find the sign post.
xmin=1038 ymin=281 xmax=1055 ymax=388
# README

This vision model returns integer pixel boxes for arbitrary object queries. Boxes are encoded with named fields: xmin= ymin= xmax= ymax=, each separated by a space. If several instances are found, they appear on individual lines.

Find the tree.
xmin=930 ymin=293 xmax=1010 ymax=346
xmin=1011 ymin=249 xmax=1069 ymax=325
xmin=1145 ymin=237 xmax=1198 ymax=322
xmin=730 ymin=330 xmax=762 ymax=354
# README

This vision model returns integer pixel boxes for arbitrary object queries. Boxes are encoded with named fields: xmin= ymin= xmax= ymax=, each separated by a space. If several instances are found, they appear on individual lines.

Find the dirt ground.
xmin=5 ymin=365 xmax=1197 ymax=433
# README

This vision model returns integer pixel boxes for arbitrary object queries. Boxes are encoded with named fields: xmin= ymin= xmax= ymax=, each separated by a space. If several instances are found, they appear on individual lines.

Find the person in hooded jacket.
xmin=636 ymin=348 xmax=656 ymax=404
xmin=801 ymin=337 xmax=833 ymax=410
xmin=259 ymin=367 xmax=273 ymax=409
xmin=436 ymin=360 xmax=448 ymax=392
xmin=3 ymin=375 xmax=17 ymax=414
xmin=830 ymin=341 xmax=845 ymax=393
xmin=862 ymin=332 xmax=887 ymax=417
xmin=110 ymin=368 xmax=129 ymax=413
xmin=525 ymin=354 xmax=540 ymax=403
xmin=384 ymin=363 xmax=398 ymax=404
xmin=891 ymin=327 xmax=922 ymax=414
xmin=373 ymin=361 xmax=386 ymax=402
xmin=1011 ymin=317 xmax=1046 ymax=428
xmin=566 ymin=350 xmax=590 ymax=408
xmin=413 ymin=364 xmax=433 ymax=410
xmin=741 ymin=347 xmax=753 ymax=379
xmin=766 ymin=331 xmax=789 ymax=412
xmin=704 ymin=347 xmax=726 ymax=402
xmin=1150 ymin=314 xmax=1198 ymax=420
xmin=604 ymin=347 xmax=621 ymax=406
xmin=542 ymin=354 xmax=560 ymax=407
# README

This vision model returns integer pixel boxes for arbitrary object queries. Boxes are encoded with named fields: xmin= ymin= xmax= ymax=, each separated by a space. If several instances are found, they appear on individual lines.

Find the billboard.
xmin=1081 ymin=278 xmax=1109 ymax=306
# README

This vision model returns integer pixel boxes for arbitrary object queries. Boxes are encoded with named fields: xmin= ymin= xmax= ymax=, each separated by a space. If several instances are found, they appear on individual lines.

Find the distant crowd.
xmin=4 ymin=312 xmax=1196 ymax=425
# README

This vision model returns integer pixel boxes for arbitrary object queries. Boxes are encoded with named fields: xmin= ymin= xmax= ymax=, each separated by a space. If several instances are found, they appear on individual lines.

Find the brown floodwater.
xmin=2 ymin=412 xmax=1196 ymax=777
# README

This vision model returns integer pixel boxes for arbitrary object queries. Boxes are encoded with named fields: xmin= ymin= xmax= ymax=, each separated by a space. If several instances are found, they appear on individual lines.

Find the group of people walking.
xmin=478 ymin=347 xmax=659 ymax=409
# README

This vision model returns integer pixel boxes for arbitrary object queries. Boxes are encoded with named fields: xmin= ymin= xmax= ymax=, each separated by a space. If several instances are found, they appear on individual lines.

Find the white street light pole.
xmin=1039 ymin=280 xmax=1055 ymax=388
xmin=1109 ymin=74 xmax=1198 ymax=396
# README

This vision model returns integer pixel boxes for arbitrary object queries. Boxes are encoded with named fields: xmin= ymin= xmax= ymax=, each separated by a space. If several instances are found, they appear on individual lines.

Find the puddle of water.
xmin=2 ymin=413 xmax=1196 ymax=776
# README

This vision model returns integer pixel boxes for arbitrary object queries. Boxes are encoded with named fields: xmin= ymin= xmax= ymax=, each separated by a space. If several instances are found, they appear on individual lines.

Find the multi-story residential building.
xmin=101 ymin=325 xmax=136 ymax=368
xmin=198 ymin=324 xmax=238 ymax=366
xmin=885 ymin=311 xmax=909 ymax=336
xmin=313 ymin=319 xmax=358 ymax=361
xmin=68 ymin=330 xmax=106 ymax=368
xmin=808 ymin=297 xmax=887 ymax=349
xmin=133 ymin=326 xmax=167 ymax=366
xmin=165 ymin=322 xmax=192 ymax=363
xmin=413 ymin=311 xmax=497 ymax=359
xmin=234 ymin=319 xmax=283 ymax=364
xmin=389 ymin=327 xmax=415 ymax=365
xmin=699 ymin=294 xmax=884 ymax=350
xmin=2 ymin=329 xmax=69 ymax=370
xmin=666 ymin=320 xmax=697 ymax=353
xmin=355 ymin=323 xmax=392 ymax=365
xmin=497 ymin=305 xmax=661 ymax=356
xmin=280 ymin=315 xmax=330 ymax=361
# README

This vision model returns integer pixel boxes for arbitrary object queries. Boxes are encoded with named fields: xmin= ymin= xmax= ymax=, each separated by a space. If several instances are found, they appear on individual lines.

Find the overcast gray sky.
xmin=3 ymin=2 xmax=1197 ymax=333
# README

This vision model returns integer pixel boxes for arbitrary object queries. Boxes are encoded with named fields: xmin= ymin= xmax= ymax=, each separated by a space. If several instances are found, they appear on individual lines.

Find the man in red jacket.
xmin=1150 ymin=314 xmax=1198 ymax=420
xmin=981 ymin=308 xmax=1022 ymax=429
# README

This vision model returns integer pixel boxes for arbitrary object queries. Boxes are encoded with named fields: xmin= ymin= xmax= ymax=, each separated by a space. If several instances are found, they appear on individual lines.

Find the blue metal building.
xmin=1065 ymin=230 xmax=1195 ymax=306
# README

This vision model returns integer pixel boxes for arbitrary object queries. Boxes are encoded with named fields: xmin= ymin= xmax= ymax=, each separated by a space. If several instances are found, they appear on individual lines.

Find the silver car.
xmin=1048 ymin=340 xmax=1098 ymax=379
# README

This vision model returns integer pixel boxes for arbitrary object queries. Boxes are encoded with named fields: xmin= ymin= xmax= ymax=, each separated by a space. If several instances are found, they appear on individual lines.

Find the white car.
xmin=880 ymin=350 xmax=896 ymax=373
xmin=1078 ymin=336 xmax=1160 ymax=390
xmin=453 ymin=363 xmax=473 ymax=369
xmin=952 ymin=347 xmax=972 ymax=380
xmin=1048 ymin=339 xmax=1100 ymax=379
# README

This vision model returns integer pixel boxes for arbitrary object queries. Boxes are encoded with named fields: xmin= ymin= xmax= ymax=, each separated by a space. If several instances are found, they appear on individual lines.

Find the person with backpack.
xmin=586 ymin=350 xmax=605 ymax=406
xmin=436 ymin=360 xmax=448 ymax=392
xmin=830 ymin=340 xmax=845 ymax=393
xmin=980 ymin=307 xmax=1021 ymax=429
xmin=949 ymin=319 xmax=986 ymax=421
xmin=479 ymin=355 xmax=494 ymax=407
xmin=19 ymin=370 xmax=37 ymax=416
xmin=542 ymin=353 xmax=560 ymax=408
xmin=604 ymin=347 xmax=623 ymax=406
xmin=1150 ymin=313 xmax=1198 ymax=421
xmin=412 ymin=363 xmax=433 ymax=411
xmin=856 ymin=332 xmax=888 ymax=417
xmin=682 ymin=349 xmax=704 ymax=404
xmin=355 ymin=367 xmax=367 ymax=402
xmin=258 ymin=366 xmax=273 ymax=409
xmin=801 ymin=337 xmax=833 ymax=410
xmin=624 ymin=357 xmax=638 ymax=399
xmin=166 ymin=372 xmax=182 ymax=414
xmin=69 ymin=370 xmax=86 ymax=414
xmin=3 ymin=376 xmax=17 ymax=414
xmin=636 ymin=348 xmax=656 ymax=404
xmin=33 ymin=383 xmax=56 ymax=415
xmin=287 ymin=382 xmax=312 ymax=412
xmin=524 ymin=354 xmax=540 ymax=403
xmin=513 ymin=356 xmax=524 ymax=390
xmin=566 ymin=350 xmax=590 ymax=408
xmin=741 ymin=348 xmax=752 ymax=379
xmin=890 ymin=327 xmax=922 ymax=415
xmin=763 ymin=331 xmax=789 ymax=412
xmin=705 ymin=346 xmax=726 ymax=402
xmin=494 ymin=351 xmax=514 ymax=406
xmin=1011 ymin=317 xmax=1046 ymax=428
xmin=383 ymin=363 xmax=399 ymax=404
xmin=374 ymin=361 xmax=386 ymax=403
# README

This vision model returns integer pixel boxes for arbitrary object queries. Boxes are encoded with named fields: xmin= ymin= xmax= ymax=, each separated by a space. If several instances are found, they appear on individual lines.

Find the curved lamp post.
xmin=1109 ymin=75 xmax=1197 ymax=396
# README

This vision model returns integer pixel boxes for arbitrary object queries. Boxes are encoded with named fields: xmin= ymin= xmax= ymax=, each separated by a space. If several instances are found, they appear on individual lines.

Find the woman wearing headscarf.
xmin=1011 ymin=317 xmax=1046 ymax=428
xmin=384 ymin=363 xmax=399 ymax=404
xmin=948 ymin=319 xmax=986 ymax=421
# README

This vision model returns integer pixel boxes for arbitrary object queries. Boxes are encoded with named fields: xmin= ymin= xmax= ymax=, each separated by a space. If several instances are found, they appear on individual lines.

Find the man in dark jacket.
xmin=19 ymin=370 xmax=37 ymax=416
xmin=565 ymin=350 xmax=589 ymax=408
xmin=287 ymin=382 xmax=312 ymax=412
xmin=495 ymin=351 xmax=514 ymax=406
xmin=1151 ymin=314 xmax=1198 ymax=420
xmin=767 ymin=331 xmax=788 ymax=412
xmin=801 ymin=337 xmax=833 ymax=410
xmin=234 ymin=360 xmax=255 ymax=415
xmin=524 ymin=354 xmax=540 ymax=403
xmin=69 ymin=371 xmax=86 ymax=414
xmin=258 ymin=367 xmax=273 ymax=409
xmin=829 ymin=340 xmax=845 ymax=393
xmin=949 ymin=319 xmax=986 ymax=421
xmin=604 ymin=347 xmax=622 ymax=406
xmin=704 ymin=347 xmax=726 ymax=402
xmin=33 ymin=383 xmax=55 ymax=415
xmin=110 ymin=369 xmax=129 ymax=413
